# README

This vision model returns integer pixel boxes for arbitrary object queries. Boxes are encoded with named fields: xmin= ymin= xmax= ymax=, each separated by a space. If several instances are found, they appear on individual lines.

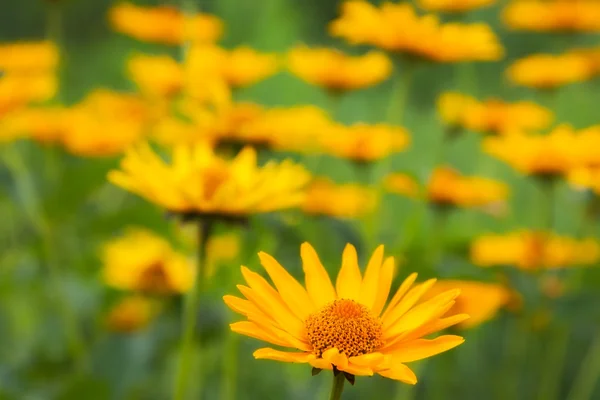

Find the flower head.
xmin=127 ymin=54 xmax=184 ymax=98
xmin=0 ymin=41 xmax=59 ymax=73
xmin=106 ymin=296 xmax=158 ymax=333
xmin=506 ymin=54 xmax=594 ymax=89
xmin=0 ymin=106 xmax=67 ymax=144
xmin=224 ymin=243 xmax=467 ymax=383
xmin=287 ymin=46 xmax=392 ymax=93
xmin=384 ymin=173 xmax=420 ymax=199
xmin=108 ymin=142 xmax=311 ymax=215
xmin=418 ymin=0 xmax=495 ymax=13
xmin=103 ymin=229 xmax=194 ymax=294
xmin=302 ymin=178 xmax=377 ymax=218
xmin=0 ymin=73 xmax=57 ymax=115
xmin=502 ymin=0 xmax=600 ymax=33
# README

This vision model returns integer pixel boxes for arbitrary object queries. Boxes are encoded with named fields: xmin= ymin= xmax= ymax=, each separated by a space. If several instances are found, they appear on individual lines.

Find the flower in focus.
xmin=302 ymin=178 xmax=377 ymax=218
xmin=106 ymin=296 xmax=158 ymax=333
xmin=483 ymin=125 xmax=578 ymax=177
xmin=127 ymin=54 xmax=184 ymax=98
xmin=506 ymin=54 xmax=594 ymax=89
xmin=287 ymin=46 xmax=392 ymax=93
xmin=502 ymin=0 xmax=600 ymax=33
xmin=0 ymin=41 xmax=59 ymax=73
xmin=384 ymin=173 xmax=420 ymax=199
xmin=319 ymin=123 xmax=410 ymax=163
xmin=108 ymin=142 xmax=311 ymax=216
xmin=418 ymin=0 xmax=495 ymax=13
xmin=103 ymin=229 xmax=195 ymax=294
xmin=427 ymin=167 xmax=509 ymax=210
xmin=437 ymin=92 xmax=553 ymax=135
xmin=421 ymin=280 xmax=514 ymax=329
xmin=108 ymin=2 xmax=222 ymax=45
xmin=471 ymin=231 xmax=600 ymax=270
xmin=224 ymin=243 xmax=467 ymax=383
xmin=329 ymin=1 xmax=503 ymax=62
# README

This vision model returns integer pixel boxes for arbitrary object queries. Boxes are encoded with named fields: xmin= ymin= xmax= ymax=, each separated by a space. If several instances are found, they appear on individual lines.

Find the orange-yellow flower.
xmin=302 ymin=178 xmax=377 ymax=218
xmin=0 ymin=73 xmax=57 ymax=115
xmin=502 ymin=0 xmax=600 ymax=33
xmin=418 ymin=0 xmax=495 ymax=13
xmin=224 ymin=243 xmax=467 ymax=382
xmin=108 ymin=2 xmax=222 ymax=45
xmin=108 ymin=142 xmax=311 ymax=215
xmin=0 ymin=106 xmax=67 ymax=144
xmin=287 ymin=46 xmax=392 ymax=92
xmin=568 ymin=47 xmax=600 ymax=77
xmin=0 ymin=41 xmax=59 ymax=73
xmin=471 ymin=231 xmax=600 ymax=270
xmin=319 ymin=123 xmax=410 ymax=163
xmin=330 ymin=1 xmax=503 ymax=62
xmin=506 ymin=54 xmax=594 ymax=89
xmin=437 ymin=92 xmax=553 ymax=134
xmin=103 ymin=229 xmax=195 ymax=294
xmin=384 ymin=173 xmax=420 ymax=199
xmin=127 ymin=54 xmax=184 ymax=98
xmin=106 ymin=296 xmax=158 ymax=333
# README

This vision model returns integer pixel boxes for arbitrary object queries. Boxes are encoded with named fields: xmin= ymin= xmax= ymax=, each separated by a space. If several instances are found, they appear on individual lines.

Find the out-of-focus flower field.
xmin=3 ymin=0 xmax=600 ymax=399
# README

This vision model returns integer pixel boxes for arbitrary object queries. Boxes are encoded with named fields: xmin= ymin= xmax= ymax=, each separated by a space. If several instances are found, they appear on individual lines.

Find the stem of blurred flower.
xmin=500 ymin=313 xmax=529 ymax=400
xmin=566 ymin=331 xmax=600 ymax=400
xmin=329 ymin=371 xmax=345 ymax=400
xmin=386 ymin=59 xmax=414 ymax=125
xmin=173 ymin=218 xmax=211 ymax=400
xmin=220 ymin=331 xmax=239 ymax=400
xmin=536 ymin=325 xmax=569 ymax=400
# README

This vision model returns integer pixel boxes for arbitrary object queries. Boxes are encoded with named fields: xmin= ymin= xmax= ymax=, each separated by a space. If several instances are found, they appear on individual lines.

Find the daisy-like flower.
xmin=437 ymin=92 xmax=553 ymax=135
xmin=0 ymin=106 xmax=67 ymax=144
xmin=106 ymin=296 xmax=159 ymax=333
xmin=330 ymin=1 xmax=503 ymax=62
xmin=384 ymin=173 xmax=420 ymax=199
xmin=502 ymin=0 xmax=600 ymax=33
xmin=0 ymin=73 xmax=57 ymax=116
xmin=127 ymin=54 xmax=184 ymax=99
xmin=471 ymin=231 xmax=600 ymax=270
xmin=108 ymin=2 xmax=223 ymax=45
xmin=302 ymin=178 xmax=377 ymax=219
xmin=319 ymin=122 xmax=410 ymax=163
xmin=108 ymin=141 xmax=311 ymax=216
xmin=417 ymin=0 xmax=495 ymax=13
xmin=0 ymin=41 xmax=59 ymax=73
xmin=224 ymin=243 xmax=467 ymax=384
xmin=483 ymin=125 xmax=578 ymax=178
xmin=103 ymin=229 xmax=195 ymax=294
xmin=506 ymin=53 xmax=594 ymax=89
xmin=287 ymin=46 xmax=392 ymax=93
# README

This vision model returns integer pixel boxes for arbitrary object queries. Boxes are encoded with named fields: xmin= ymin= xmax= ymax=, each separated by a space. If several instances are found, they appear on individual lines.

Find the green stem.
xmin=220 ymin=332 xmax=240 ymax=400
xmin=385 ymin=60 xmax=414 ymax=125
xmin=173 ymin=218 xmax=211 ymax=400
xmin=499 ymin=315 xmax=529 ymax=400
xmin=537 ymin=326 xmax=569 ymax=400
xmin=329 ymin=371 xmax=346 ymax=400
xmin=566 ymin=332 xmax=600 ymax=400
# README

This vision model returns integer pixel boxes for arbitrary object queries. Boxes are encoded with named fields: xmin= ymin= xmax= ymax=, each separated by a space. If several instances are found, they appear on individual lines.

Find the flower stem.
xmin=536 ymin=325 xmax=569 ymax=400
xmin=220 ymin=332 xmax=240 ymax=400
xmin=386 ymin=58 xmax=414 ymax=125
xmin=566 ymin=332 xmax=600 ymax=400
xmin=329 ymin=371 xmax=346 ymax=400
xmin=173 ymin=218 xmax=211 ymax=400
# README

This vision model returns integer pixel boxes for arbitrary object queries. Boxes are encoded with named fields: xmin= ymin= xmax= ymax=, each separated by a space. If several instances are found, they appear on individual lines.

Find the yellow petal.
xmin=248 ymin=316 xmax=312 ymax=351
xmin=359 ymin=245 xmax=384 ymax=309
xmin=258 ymin=251 xmax=315 ymax=320
xmin=388 ymin=335 xmax=465 ymax=363
xmin=377 ymin=362 xmax=418 ymax=384
xmin=349 ymin=352 xmax=385 ymax=368
xmin=322 ymin=347 xmax=349 ymax=370
xmin=253 ymin=347 xmax=315 ymax=363
xmin=342 ymin=362 xmax=374 ymax=376
xmin=301 ymin=242 xmax=336 ymax=308
xmin=381 ymin=273 xmax=418 ymax=320
xmin=230 ymin=321 xmax=290 ymax=348
xmin=382 ymin=279 xmax=437 ymax=330
xmin=371 ymin=256 xmax=395 ymax=316
xmin=336 ymin=244 xmax=362 ymax=300
xmin=310 ymin=358 xmax=333 ymax=370
xmin=223 ymin=295 xmax=273 ymax=323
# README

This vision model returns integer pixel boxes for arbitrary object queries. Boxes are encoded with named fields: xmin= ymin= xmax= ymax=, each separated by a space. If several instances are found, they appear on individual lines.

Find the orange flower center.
xmin=305 ymin=299 xmax=384 ymax=358
xmin=138 ymin=262 xmax=172 ymax=293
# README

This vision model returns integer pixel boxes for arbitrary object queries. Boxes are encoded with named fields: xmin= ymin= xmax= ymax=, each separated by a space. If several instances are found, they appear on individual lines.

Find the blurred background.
xmin=2 ymin=0 xmax=600 ymax=399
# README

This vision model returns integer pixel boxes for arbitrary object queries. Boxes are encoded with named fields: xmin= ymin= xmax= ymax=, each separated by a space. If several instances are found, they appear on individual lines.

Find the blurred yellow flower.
xmin=422 ymin=280 xmax=513 ymax=329
xmin=108 ymin=2 xmax=222 ymax=45
xmin=0 ymin=106 xmax=67 ymax=144
xmin=302 ymin=178 xmax=377 ymax=218
xmin=103 ymin=229 xmax=195 ymax=294
xmin=287 ymin=46 xmax=392 ymax=93
xmin=427 ymin=166 xmax=509 ymax=209
xmin=502 ymin=0 xmax=600 ymax=33
xmin=330 ymin=1 xmax=503 ymax=62
xmin=437 ymin=92 xmax=553 ymax=134
xmin=384 ymin=173 xmax=420 ymax=199
xmin=0 ymin=41 xmax=59 ymax=73
xmin=224 ymin=242 xmax=467 ymax=383
xmin=569 ymin=47 xmax=600 ymax=77
xmin=127 ymin=54 xmax=184 ymax=98
xmin=108 ymin=142 xmax=311 ymax=215
xmin=418 ymin=0 xmax=495 ymax=13
xmin=483 ymin=125 xmax=578 ymax=177
xmin=319 ymin=123 xmax=410 ymax=163
xmin=0 ymin=73 xmax=57 ymax=115
xmin=506 ymin=54 xmax=594 ymax=89
xmin=106 ymin=296 xmax=158 ymax=333
xmin=471 ymin=231 xmax=600 ymax=270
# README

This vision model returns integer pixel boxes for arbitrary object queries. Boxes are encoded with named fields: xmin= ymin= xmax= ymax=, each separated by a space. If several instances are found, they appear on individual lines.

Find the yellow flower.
xmin=568 ymin=167 xmax=600 ymax=193
xmin=127 ymin=54 xmax=184 ymax=98
xmin=186 ymin=45 xmax=279 ymax=89
xmin=319 ymin=123 xmax=410 ymax=163
xmin=506 ymin=54 xmax=594 ymax=89
xmin=421 ymin=280 xmax=514 ymax=329
xmin=302 ymin=178 xmax=377 ymax=218
xmin=384 ymin=173 xmax=420 ymax=199
xmin=471 ymin=231 xmax=600 ymax=270
xmin=206 ymin=234 xmax=241 ymax=277
xmin=0 ymin=106 xmax=67 ymax=144
xmin=483 ymin=125 xmax=578 ymax=177
xmin=329 ymin=1 xmax=503 ymax=62
xmin=569 ymin=47 xmax=600 ymax=77
xmin=502 ymin=0 xmax=600 ymax=33
xmin=0 ymin=41 xmax=59 ymax=73
xmin=224 ymin=243 xmax=467 ymax=382
xmin=103 ymin=229 xmax=195 ymax=294
xmin=0 ymin=73 xmax=57 ymax=115
xmin=437 ymin=92 xmax=553 ymax=134
xmin=108 ymin=2 xmax=222 ymax=45
xmin=108 ymin=142 xmax=311 ymax=215
xmin=106 ymin=296 xmax=158 ymax=333
xmin=287 ymin=46 xmax=392 ymax=93
xmin=417 ymin=0 xmax=495 ymax=13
